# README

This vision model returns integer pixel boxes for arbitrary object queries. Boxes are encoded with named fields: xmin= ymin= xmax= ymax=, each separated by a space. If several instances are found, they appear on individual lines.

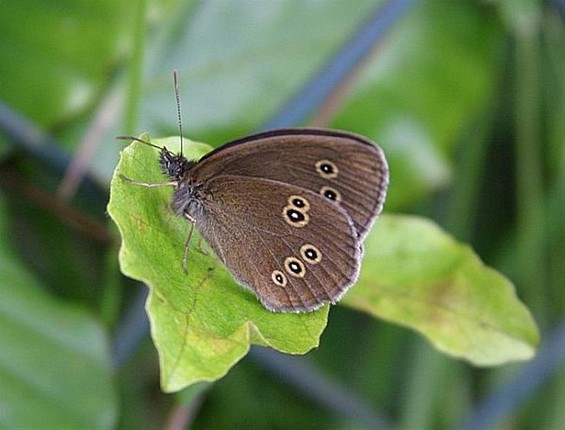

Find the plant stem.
xmin=123 ymin=0 xmax=147 ymax=134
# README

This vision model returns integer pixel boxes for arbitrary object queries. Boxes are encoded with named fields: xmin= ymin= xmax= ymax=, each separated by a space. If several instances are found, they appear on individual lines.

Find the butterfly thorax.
xmin=159 ymin=148 xmax=204 ymax=219
xmin=171 ymin=176 xmax=205 ymax=220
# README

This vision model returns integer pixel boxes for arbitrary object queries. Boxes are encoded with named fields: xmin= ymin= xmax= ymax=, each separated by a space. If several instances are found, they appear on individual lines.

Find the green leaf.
xmin=0 ymin=0 xmax=131 ymax=127
xmin=107 ymin=136 xmax=328 ymax=393
xmin=344 ymin=215 xmax=540 ymax=366
xmin=0 ymin=201 xmax=116 ymax=429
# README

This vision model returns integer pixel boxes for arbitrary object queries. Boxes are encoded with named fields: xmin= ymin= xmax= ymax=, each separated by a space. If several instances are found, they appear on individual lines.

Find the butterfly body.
xmin=144 ymin=128 xmax=388 ymax=312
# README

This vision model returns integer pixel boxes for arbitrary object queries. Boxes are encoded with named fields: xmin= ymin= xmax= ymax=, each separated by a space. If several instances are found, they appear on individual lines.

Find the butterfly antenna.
xmin=173 ymin=70 xmax=184 ymax=156
xmin=116 ymin=135 xmax=162 ymax=150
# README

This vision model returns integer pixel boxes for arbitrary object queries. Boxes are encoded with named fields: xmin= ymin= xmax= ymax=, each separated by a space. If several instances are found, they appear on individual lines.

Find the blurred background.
xmin=0 ymin=0 xmax=563 ymax=429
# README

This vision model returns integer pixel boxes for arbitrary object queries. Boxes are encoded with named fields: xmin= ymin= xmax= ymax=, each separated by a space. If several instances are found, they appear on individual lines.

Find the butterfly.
xmin=120 ymin=128 xmax=388 ymax=312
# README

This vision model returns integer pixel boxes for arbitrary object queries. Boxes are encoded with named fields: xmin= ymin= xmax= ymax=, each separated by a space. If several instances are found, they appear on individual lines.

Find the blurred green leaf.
xmin=336 ymin=1 xmax=504 ymax=209
xmin=0 ymin=201 xmax=116 ymax=429
xmin=107 ymin=136 xmax=328 ymax=392
xmin=139 ymin=1 xmax=379 ymax=140
xmin=345 ymin=215 xmax=540 ymax=365
xmin=0 ymin=0 xmax=131 ymax=127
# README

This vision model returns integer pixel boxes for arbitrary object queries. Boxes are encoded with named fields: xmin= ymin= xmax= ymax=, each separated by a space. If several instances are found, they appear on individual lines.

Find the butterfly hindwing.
xmin=183 ymin=175 xmax=361 ymax=312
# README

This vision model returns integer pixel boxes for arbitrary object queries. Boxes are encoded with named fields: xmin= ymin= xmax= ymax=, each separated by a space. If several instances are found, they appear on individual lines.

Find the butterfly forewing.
xmin=190 ymin=128 xmax=389 ymax=239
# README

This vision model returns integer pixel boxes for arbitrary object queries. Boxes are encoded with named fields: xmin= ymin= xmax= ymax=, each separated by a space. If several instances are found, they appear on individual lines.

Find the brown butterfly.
xmin=121 ymin=128 xmax=388 ymax=312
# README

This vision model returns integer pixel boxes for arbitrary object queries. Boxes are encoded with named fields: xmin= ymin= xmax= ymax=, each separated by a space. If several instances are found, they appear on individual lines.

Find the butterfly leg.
xmin=181 ymin=216 xmax=196 ymax=274
xmin=196 ymin=237 xmax=209 ymax=256
xmin=119 ymin=174 xmax=177 ymax=187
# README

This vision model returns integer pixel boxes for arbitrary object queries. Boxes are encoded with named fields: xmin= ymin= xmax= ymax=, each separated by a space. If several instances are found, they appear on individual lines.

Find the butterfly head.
xmin=159 ymin=148 xmax=195 ymax=181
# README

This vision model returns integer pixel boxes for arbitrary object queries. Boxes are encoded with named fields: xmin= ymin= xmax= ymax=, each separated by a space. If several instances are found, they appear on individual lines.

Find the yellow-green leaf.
xmin=344 ymin=215 xmax=540 ymax=365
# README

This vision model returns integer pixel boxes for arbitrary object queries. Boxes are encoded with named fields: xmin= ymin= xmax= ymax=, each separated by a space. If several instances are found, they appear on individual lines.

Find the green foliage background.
xmin=0 ymin=0 xmax=563 ymax=429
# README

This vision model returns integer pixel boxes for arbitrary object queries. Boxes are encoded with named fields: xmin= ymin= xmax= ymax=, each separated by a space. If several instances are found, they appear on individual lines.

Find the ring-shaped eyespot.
xmin=288 ymin=195 xmax=310 ymax=211
xmin=284 ymin=257 xmax=306 ymax=278
xmin=315 ymin=159 xmax=338 ymax=179
xmin=300 ymin=244 xmax=322 ymax=264
xmin=271 ymin=270 xmax=288 ymax=287
xmin=283 ymin=205 xmax=309 ymax=227
xmin=320 ymin=185 xmax=342 ymax=203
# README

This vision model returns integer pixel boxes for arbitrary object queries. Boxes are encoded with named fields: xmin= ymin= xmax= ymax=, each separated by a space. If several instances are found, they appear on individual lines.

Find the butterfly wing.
xmin=191 ymin=128 xmax=388 ymax=240
xmin=186 ymin=175 xmax=361 ymax=312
